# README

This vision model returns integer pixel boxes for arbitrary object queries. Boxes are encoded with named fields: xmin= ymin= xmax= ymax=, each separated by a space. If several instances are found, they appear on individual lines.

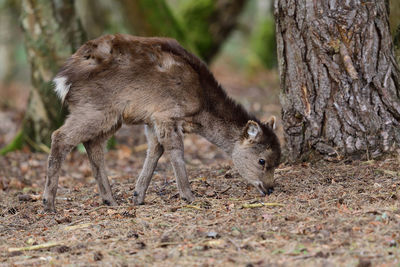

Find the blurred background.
xmin=0 ymin=0 xmax=399 ymax=153
xmin=0 ymin=0 xmax=281 ymax=152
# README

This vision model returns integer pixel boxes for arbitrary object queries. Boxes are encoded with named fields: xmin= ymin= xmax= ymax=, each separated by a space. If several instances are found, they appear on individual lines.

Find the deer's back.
xmin=55 ymin=34 xmax=204 ymax=124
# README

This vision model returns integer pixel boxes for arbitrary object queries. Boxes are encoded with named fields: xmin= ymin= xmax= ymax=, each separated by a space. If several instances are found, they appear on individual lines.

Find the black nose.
xmin=267 ymin=187 xmax=274 ymax=195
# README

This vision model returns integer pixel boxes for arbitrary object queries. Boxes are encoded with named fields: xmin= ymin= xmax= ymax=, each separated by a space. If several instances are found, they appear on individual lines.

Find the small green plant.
xmin=250 ymin=17 xmax=277 ymax=69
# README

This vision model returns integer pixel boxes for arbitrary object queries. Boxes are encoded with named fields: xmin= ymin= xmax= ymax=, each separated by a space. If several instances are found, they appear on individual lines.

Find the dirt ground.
xmin=0 ymin=134 xmax=399 ymax=266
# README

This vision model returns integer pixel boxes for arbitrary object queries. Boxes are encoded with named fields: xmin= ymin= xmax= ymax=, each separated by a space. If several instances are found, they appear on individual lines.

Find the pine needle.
xmin=183 ymin=205 xmax=202 ymax=210
xmin=241 ymin=202 xmax=284 ymax=209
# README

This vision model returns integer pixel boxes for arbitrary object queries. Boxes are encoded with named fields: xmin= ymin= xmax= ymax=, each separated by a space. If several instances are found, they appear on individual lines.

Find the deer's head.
xmin=232 ymin=117 xmax=281 ymax=195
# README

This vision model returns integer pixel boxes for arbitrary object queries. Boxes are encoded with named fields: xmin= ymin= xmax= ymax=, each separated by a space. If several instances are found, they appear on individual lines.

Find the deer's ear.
xmin=265 ymin=116 xmax=276 ymax=130
xmin=243 ymin=120 xmax=262 ymax=142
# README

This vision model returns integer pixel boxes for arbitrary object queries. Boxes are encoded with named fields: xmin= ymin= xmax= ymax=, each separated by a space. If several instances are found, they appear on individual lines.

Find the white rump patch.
xmin=53 ymin=76 xmax=71 ymax=103
xmin=157 ymin=54 xmax=181 ymax=72
xmin=163 ymin=56 xmax=176 ymax=69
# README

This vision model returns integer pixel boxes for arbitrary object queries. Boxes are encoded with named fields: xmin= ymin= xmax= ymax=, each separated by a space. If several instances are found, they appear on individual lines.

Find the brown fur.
xmin=43 ymin=34 xmax=281 ymax=212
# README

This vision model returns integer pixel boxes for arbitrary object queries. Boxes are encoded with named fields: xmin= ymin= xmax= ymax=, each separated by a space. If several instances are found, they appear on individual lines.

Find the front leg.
xmin=133 ymin=125 xmax=164 ymax=205
xmin=169 ymin=148 xmax=195 ymax=202
xmin=156 ymin=121 xmax=195 ymax=202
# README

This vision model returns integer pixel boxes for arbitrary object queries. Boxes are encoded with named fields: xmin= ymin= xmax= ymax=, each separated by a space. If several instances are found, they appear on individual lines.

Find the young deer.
xmin=43 ymin=34 xmax=281 ymax=212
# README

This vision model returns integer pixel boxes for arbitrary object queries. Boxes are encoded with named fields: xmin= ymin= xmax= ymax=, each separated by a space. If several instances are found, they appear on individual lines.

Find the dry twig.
xmin=8 ymin=241 xmax=61 ymax=252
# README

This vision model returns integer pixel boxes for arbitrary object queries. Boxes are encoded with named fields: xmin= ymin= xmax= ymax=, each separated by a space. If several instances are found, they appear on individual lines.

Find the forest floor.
xmin=0 ymin=65 xmax=400 ymax=266
xmin=0 ymin=136 xmax=399 ymax=267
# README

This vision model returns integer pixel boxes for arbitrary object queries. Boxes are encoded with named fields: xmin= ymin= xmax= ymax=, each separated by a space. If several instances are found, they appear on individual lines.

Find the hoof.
xmin=103 ymin=199 xmax=117 ymax=206
xmin=42 ymin=198 xmax=56 ymax=213
xmin=181 ymin=192 xmax=195 ymax=203
xmin=43 ymin=206 xmax=56 ymax=214
xmin=133 ymin=191 xmax=145 ymax=205
xmin=133 ymin=200 xmax=145 ymax=206
xmin=266 ymin=188 xmax=274 ymax=195
xmin=133 ymin=197 xmax=145 ymax=206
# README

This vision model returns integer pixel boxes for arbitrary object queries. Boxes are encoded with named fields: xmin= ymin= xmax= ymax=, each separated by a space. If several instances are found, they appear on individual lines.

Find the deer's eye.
xmin=258 ymin=159 xmax=265 ymax=166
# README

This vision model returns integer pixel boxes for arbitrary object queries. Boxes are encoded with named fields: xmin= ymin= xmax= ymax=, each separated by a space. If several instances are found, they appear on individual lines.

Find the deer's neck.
xmin=195 ymin=112 xmax=240 ymax=154
xmin=195 ymin=86 xmax=256 ymax=155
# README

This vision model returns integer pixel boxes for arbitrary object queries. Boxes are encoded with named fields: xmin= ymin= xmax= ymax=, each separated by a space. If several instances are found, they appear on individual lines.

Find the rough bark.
xmin=19 ymin=0 xmax=85 ymax=148
xmin=178 ymin=0 xmax=248 ymax=62
xmin=275 ymin=0 xmax=400 ymax=161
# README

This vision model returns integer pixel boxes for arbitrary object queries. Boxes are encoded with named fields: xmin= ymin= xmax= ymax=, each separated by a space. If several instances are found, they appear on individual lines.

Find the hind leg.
xmin=133 ymin=125 xmax=164 ymax=205
xmin=84 ymin=132 xmax=119 ymax=206
xmin=43 ymin=127 xmax=75 ymax=212
xmin=43 ymin=113 xmax=119 ymax=212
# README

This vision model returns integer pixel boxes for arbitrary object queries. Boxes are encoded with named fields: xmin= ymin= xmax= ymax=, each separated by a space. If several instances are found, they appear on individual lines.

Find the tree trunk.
xmin=178 ymin=0 xmax=248 ymax=62
xmin=275 ymin=0 xmax=400 ymax=161
xmin=19 ymin=0 xmax=85 ymax=149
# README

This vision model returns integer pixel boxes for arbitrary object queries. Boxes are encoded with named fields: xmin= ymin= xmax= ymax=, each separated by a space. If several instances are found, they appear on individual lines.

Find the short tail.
xmin=53 ymin=75 xmax=71 ymax=104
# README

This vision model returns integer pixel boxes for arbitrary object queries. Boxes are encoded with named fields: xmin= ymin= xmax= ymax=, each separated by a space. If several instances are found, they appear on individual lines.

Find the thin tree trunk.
xmin=178 ymin=0 xmax=248 ymax=62
xmin=118 ymin=0 xmax=246 ymax=62
xmin=389 ymin=0 xmax=400 ymax=37
xmin=275 ymin=0 xmax=400 ymax=161
xmin=0 ymin=0 xmax=22 ymax=85
xmin=19 ymin=0 xmax=85 ymax=149
xmin=117 ymin=0 xmax=195 ymax=51
xmin=75 ymin=0 xmax=129 ymax=39
xmin=395 ymin=24 xmax=400 ymax=66
xmin=390 ymin=0 xmax=400 ymax=64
